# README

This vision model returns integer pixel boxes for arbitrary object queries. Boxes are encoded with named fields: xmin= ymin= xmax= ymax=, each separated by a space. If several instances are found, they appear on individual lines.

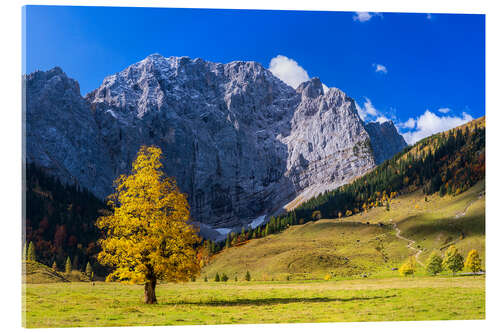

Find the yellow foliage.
xmin=96 ymin=145 xmax=201 ymax=286
xmin=464 ymin=249 xmax=482 ymax=273
xmin=324 ymin=273 xmax=332 ymax=281
xmin=399 ymin=256 xmax=416 ymax=276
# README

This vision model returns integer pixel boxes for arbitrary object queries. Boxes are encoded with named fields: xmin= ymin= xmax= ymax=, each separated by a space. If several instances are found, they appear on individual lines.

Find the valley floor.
xmin=23 ymin=275 xmax=485 ymax=327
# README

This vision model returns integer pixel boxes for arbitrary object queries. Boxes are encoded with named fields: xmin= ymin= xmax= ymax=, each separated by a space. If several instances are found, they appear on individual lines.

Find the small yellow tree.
xmin=96 ymin=146 xmax=200 ymax=304
xmin=464 ymin=249 xmax=482 ymax=273
xmin=399 ymin=256 xmax=416 ymax=276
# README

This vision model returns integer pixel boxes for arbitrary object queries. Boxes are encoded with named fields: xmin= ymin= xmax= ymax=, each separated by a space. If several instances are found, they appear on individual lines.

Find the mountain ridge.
xmin=25 ymin=54 xmax=407 ymax=233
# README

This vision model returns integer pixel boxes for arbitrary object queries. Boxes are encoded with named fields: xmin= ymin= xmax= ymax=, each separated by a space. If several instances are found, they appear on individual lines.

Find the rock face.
xmin=364 ymin=121 xmax=407 ymax=164
xmin=24 ymin=67 xmax=114 ymax=199
xmin=25 ymin=54 xmax=406 ymax=231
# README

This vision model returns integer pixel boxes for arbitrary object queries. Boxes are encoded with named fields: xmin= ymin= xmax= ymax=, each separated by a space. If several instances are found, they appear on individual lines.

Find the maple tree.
xmin=96 ymin=145 xmax=200 ymax=304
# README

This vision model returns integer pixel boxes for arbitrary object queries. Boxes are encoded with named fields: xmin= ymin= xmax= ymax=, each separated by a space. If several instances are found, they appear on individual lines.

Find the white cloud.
xmin=373 ymin=63 xmax=388 ymax=74
xmin=399 ymin=118 xmax=416 ymax=129
xmin=438 ymin=107 xmax=451 ymax=114
xmin=400 ymin=110 xmax=473 ymax=144
xmin=269 ymin=55 xmax=330 ymax=92
xmin=356 ymin=98 xmax=378 ymax=121
xmin=355 ymin=97 xmax=393 ymax=124
xmin=269 ymin=55 xmax=310 ymax=89
xmin=353 ymin=12 xmax=382 ymax=22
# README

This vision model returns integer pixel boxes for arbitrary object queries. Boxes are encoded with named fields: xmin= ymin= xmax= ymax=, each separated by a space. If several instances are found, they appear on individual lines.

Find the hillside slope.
xmin=202 ymin=117 xmax=485 ymax=280
xmin=22 ymin=261 xmax=68 ymax=284
xmin=201 ymin=180 xmax=484 ymax=280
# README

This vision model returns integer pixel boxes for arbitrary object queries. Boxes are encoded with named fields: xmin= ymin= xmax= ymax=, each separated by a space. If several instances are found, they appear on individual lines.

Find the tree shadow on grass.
xmin=162 ymin=294 xmax=396 ymax=307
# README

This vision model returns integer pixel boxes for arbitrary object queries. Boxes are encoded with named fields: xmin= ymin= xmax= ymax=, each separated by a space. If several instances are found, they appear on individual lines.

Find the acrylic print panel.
xmin=22 ymin=4 xmax=485 ymax=328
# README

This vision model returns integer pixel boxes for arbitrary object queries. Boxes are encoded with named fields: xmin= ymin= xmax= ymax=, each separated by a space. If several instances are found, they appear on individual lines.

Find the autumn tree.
xmin=443 ymin=245 xmax=464 ymax=274
xmin=399 ymin=256 xmax=416 ymax=276
xmin=96 ymin=145 xmax=200 ymax=304
xmin=464 ymin=249 xmax=482 ymax=273
xmin=425 ymin=251 xmax=443 ymax=275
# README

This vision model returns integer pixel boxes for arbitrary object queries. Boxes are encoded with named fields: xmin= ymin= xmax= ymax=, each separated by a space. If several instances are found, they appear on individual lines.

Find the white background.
xmin=1 ymin=0 xmax=499 ymax=332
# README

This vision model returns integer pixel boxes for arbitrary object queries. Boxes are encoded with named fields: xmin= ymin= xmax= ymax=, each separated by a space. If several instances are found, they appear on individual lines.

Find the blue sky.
xmin=24 ymin=6 xmax=485 ymax=143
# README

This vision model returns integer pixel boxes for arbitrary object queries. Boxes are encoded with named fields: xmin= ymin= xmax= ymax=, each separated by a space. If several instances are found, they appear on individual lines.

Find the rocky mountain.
xmin=24 ymin=54 xmax=406 ymax=235
xmin=24 ymin=67 xmax=114 ymax=199
xmin=364 ymin=121 xmax=408 ymax=165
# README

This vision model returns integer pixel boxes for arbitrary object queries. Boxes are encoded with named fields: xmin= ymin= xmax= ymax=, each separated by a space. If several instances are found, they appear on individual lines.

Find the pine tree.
xmin=85 ymin=262 xmax=93 ymax=277
xmin=65 ymin=257 xmax=72 ymax=274
xmin=425 ymin=251 xmax=443 ymax=275
xmin=52 ymin=261 xmax=58 ymax=271
xmin=245 ymin=270 xmax=251 ymax=281
xmin=464 ymin=249 xmax=482 ymax=273
xmin=221 ymin=273 xmax=228 ymax=282
xmin=214 ymin=272 xmax=220 ymax=282
xmin=27 ymin=241 xmax=36 ymax=262
xmin=443 ymin=245 xmax=464 ymax=273
xmin=22 ymin=242 xmax=27 ymax=261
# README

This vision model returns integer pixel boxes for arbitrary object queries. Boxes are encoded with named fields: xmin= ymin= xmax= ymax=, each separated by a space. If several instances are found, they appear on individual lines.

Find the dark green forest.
xmin=24 ymin=163 xmax=106 ymax=273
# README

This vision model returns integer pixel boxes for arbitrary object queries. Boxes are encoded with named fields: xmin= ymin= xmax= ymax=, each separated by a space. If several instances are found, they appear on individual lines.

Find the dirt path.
xmin=455 ymin=191 xmax=484 ymax=218
xmin=393 ymin=191 xmax=485 ymax=265
xmin=392 ymin=223 xmax=424 ymax=266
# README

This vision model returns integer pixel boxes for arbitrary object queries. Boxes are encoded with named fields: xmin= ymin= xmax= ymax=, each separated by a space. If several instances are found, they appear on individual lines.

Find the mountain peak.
xmin=296 ymin=77 xmax=324 ymax=98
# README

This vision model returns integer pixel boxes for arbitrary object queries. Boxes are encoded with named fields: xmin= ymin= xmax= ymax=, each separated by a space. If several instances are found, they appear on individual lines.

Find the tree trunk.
xmin=144 ymin=277 xmax=157 ymax=304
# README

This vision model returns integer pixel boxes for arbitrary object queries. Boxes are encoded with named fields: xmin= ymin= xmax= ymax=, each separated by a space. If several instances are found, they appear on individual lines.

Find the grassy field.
xmin=202 ymin=181 xmax=485 ymax=280
xmin=23 ymin=275 xmax=485 ymax=327
xmin=23 ymin=182 xmax=485 ymax=327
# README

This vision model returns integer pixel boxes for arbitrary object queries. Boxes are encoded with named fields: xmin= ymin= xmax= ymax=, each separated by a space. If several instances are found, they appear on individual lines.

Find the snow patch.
xmin=215 ymin=228 xmax=232 ymax=236
xmin=105 ymin=109 xmax=118 ymax=119
xmin=250 ymin=215 xmax=266 ymax=229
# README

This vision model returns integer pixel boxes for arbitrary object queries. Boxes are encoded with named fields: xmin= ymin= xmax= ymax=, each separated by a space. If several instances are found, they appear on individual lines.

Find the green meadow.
xmin=23 ymin=276 xmax=484 ymax=327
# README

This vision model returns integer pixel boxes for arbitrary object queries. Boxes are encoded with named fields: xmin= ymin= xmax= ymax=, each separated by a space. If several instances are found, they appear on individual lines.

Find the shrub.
xmin=245 ymin=270 xmax=251 ymax=281
xmin=312 ymin=210 xmax=322 ymax=221
xmin=425 ymin=251 xmax=443 ymax=275
xmin=324 ymin=273 xmax=331 ymax=280
xmin=221 ymin=273 xmax=228 ymax=282
xmin=464 ymin=249 xmax=482 ymax=272
xmin=443 ymin=245 xmax=464 ymax=273
xmin=204 ymin=276 xmax=208 ymax=282
xmin=399 ymin=256 xmax=416 ymax=276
